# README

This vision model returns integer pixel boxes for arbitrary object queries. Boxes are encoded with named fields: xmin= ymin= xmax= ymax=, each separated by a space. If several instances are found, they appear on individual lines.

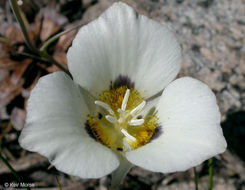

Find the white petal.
xmin=19 ymin=72 xmax=119 ymax=178
xmin=67 ymin=2 xmax=181 ymax=98
xmin=126 ymin=77 xmax=226 ymax=173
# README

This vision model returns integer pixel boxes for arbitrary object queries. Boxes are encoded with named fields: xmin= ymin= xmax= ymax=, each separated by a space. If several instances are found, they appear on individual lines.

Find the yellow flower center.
xmin=86 ymin=86 xmax=159 ymax=152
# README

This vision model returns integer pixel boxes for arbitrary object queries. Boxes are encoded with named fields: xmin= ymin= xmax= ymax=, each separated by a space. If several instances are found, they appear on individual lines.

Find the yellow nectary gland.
xmin=86 ymin=86 xmax=159 ymax=151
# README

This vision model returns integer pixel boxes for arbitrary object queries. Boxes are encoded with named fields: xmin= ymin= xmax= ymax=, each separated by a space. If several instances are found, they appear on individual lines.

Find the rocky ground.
xmin=0 ymin=0 xmax=244 ymax=189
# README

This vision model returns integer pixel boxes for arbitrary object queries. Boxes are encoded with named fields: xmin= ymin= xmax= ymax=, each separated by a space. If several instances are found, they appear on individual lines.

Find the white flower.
xmin=19 ymin=2 xmax=226 ymax=181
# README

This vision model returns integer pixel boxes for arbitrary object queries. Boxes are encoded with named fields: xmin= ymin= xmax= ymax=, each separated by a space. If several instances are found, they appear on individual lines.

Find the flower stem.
xmin=38 ymin=51 xmax=71 ymax=77
xmin=40 ymin=22 xmax=84 ymax=52
xmin=0 ymin=152 xmax=30 ymax=190
xmin=193 ymin=167 xmax=199 ymax=190
xmin=17 ymin=52 xmax=49 ymax=62
xmin=56 ymin=176 xmax=62 ymax=190
xmin=208 ymin=158 xmax=213 ymax=190
xmin=110 ymin=154 xmax=132 ymax=190
xmin=9 ymin=0 xmax=38 ymax=54
xmin=9 ymin=0 xmax=71 ymax=76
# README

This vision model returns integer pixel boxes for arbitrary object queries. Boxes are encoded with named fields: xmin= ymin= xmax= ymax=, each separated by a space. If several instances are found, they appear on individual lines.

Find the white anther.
xmin=123 ymin=138 xmax=132 ymax=151
xmin=121 ymin=129 xmax=136 ymax=141
xmin=128 ymin=119 xmax=145 ymax=126
xmin=130 ymin=101 xmax=146 ymax=116
xmin=105 ymin=115 xmax=117 ymax=124
xmin=121 ymin=89 xmax=130 ymax=111
xmin=95 ymin=100 xmax=114 ymax=115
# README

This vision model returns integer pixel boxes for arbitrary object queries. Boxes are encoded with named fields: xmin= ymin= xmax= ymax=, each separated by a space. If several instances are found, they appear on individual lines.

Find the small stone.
xmin=219 ymin=90 xmax=241 ymax=113
xmin=240 ymin=45 xmax=245 ymax=54
xmin=4 ymin=133 xmax=17 ymax=143
xmin=10 ymin=108 xmax=26 ymax=131
xmin=200 ymin=47 xmax=213 ymax=61
xmin=82 ymin=0 xmax=113 ymax=24
xmin=239 ymin=62 xmax=245 ymax=75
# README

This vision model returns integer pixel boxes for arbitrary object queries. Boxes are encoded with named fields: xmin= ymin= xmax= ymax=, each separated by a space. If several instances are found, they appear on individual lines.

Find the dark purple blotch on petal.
xmin=150 ymin=126 xmax=163 ymax=142
xmin=110 ymin=75 xmax=135 ymax=89
xmin=85 ymin=121 xmax=97 ymax=141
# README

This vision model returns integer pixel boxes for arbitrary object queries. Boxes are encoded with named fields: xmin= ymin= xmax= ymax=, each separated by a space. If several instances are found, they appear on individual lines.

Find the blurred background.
xmin=0 ymin=0 xmax=244 ymax=189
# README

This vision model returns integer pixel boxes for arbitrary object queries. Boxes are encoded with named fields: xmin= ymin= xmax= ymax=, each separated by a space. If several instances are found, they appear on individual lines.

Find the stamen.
xmin=121 ymin=129 xmax=136 ymax=141
xmin=95 ymin=100 xmax=114 ymax=115
xmin=123 ymin=138 xmax=132 ymax=151
xmin=130 ymin=101 xmax=146 ymax=116
xmin=121 ymin=89 xmax=130 ymax=111
xmin=128 ymin=119 xmax=145 ymax=126
xmin=105 ymin=115 xmax=117 ymax=124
